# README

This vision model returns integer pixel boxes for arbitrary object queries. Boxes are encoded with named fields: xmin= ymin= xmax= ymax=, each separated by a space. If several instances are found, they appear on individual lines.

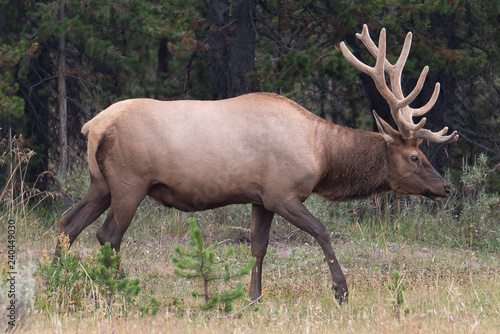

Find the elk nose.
xmin=444 ymin=185 xmax=452 ymax=197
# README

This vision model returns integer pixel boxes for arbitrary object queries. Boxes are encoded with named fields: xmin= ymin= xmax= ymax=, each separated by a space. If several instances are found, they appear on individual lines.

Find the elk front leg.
xmin=272 ymin=198 xmax=348 ymax=303
xmin=249 ymin=204 xmax=275 ymax=301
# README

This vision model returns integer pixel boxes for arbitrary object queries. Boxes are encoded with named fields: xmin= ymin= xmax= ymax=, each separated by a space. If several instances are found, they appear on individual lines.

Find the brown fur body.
xmin=56 ymin=92 xmax=450 ymax=303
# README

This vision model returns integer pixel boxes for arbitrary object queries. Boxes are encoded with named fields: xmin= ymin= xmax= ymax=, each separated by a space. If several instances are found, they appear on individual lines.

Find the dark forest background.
xmin=1 ymin=0 xmax=499 ymax=197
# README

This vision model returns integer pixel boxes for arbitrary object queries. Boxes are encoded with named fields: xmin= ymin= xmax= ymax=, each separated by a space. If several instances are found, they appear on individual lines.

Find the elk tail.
xmin=81 ymin=120 xmax=92 ymax=135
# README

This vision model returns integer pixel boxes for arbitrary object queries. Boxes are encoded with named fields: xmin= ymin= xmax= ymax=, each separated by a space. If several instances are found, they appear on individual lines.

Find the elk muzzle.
xmin=424 ymin=183 xmax=451 ymax=201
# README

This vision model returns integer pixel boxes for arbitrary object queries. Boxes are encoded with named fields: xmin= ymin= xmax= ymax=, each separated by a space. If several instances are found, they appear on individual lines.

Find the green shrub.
xmin=456 ymin=154 xmax=500 ymax=250
xmin=36 ymin=235 xmax=140 ymax=314
xmin=172 ymin=217 xmax=255 ymax=314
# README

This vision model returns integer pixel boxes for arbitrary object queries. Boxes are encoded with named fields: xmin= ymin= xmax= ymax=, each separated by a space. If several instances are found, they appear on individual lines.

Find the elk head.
xmin=340 ymin=25 xmax=458 ymax=200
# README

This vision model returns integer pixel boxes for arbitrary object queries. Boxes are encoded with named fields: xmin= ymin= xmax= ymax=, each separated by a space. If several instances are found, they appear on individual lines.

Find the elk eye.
xmin=410 ymin=155 xmax=419 ymax=164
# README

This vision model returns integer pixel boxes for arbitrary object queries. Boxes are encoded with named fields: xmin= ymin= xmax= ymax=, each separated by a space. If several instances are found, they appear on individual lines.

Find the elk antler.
xmin=339 ymin=24 xmax=458 ymax=144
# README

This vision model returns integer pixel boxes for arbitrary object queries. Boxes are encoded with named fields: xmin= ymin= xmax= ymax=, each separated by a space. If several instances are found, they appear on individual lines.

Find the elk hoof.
xmin=335 ymin=292 xmax=348 ymax=305
xmin=333 ymin=285 xmax=348 ymax=305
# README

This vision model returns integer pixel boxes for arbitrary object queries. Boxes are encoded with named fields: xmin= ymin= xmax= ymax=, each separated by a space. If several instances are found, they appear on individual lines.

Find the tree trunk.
xmin=157 ymin=37 xmax=172 ymax=77
xmin=228 ymin=0 xmax=258 ymax=97
xmin=207 ymin=0 xmax=257 ymax=99
xmin=207 ymin=0 xmax=230 ymax=99
xmin=58 ymin=0 xmax=68 ymax=175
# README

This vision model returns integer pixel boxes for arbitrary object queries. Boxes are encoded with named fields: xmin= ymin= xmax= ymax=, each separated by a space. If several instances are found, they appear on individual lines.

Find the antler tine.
xmin=355 ymin=25 xmax=428 ymax=134
xmin=356 ymin=24 xmax=378 ymax=58
xmin=339 ymin=38 xmax=375 ymax=77
xmin=356 ymin=24 xmax=396 ymax=71
xmin=391 ymin=31 xmax=412 ymax=98
xmin=405 ymin=81 xmax=440 ymax=117
xmin=350 ymin=24 xmax=433 ymax=135
xmin=340 ymin=27 xmax=397 ymax=110
xmin=392 ymin=66 xmax=431 ymax=135
xmin=354 ymin=24 xmax=411 ymax=98
xmin=341 ymin=25 xmax=414 ymax=138
xmin=413 ymin=127 xmax=459 ymax=143
xmin=340 ymin=24 xmax=459 ymax=144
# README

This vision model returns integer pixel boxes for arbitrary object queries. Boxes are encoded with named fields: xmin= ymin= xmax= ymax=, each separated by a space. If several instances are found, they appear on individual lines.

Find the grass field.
xmin=2 ymin=187 xmax=500 ymax=333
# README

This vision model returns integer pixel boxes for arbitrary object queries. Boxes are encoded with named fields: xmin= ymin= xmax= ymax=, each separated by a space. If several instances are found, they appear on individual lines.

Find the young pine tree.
xmin=88 ymin=242 xmax=140 ymax=308
xmin=172 ymin=218 xmax=255 ymax=313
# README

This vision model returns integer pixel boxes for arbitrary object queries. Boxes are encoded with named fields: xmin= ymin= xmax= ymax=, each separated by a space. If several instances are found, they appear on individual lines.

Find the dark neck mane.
xmin=313 ymin=123 xmax=391 ymax=201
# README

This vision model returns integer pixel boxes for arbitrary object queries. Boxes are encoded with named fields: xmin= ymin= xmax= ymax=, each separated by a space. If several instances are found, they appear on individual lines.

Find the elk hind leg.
xmin=54 ymin=177 xmax=111 ymax=259
xmin=249 ymin=204 xmax=274 ymax=301
xmin=96 ymin=191 xmax=146 ymax=252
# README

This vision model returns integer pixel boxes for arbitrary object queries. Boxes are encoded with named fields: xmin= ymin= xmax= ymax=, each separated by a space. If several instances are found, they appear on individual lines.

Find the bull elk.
xmin=55 ymin=25 xmax=457 ymax=303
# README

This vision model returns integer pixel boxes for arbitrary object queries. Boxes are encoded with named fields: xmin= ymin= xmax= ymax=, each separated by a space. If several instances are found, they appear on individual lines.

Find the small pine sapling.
xmin=172 ymin=217 xmax=255 ymax=313
xmin=88 ymin=242 xmax=140 ymax=308
xmin=140 ymin=297 xmax=162 ymax=316
xmin=37 ymin=233 xmax=86 ymax=311
xmin=37 ymin=236 xmax=141 ymax=314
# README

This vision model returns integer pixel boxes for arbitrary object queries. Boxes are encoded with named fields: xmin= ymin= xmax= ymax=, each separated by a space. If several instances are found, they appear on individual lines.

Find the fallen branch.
xmin=211 ymin=295 xmax=263 ymax=320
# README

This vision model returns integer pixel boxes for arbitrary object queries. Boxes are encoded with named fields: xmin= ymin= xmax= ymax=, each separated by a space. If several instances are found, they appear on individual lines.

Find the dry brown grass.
xmin=3 ymin=206 xmax=499 ymax=334
xmin=2 ymin=129 xmax=499 ymax=333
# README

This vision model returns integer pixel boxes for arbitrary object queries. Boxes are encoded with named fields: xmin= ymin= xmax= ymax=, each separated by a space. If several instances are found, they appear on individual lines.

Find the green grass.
xmin=1 ymin=153 xmax=500 ymax=333
xmin=1 ymin=192 xmax=500 ymax=333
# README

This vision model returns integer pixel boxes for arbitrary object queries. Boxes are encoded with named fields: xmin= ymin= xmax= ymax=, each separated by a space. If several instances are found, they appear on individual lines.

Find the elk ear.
xmin=373 ymin=110 xmax=398 ymax=143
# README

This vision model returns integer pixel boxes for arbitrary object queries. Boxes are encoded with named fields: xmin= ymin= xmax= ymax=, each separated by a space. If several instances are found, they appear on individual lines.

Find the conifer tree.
xmin=172 ymin=218 xmax=255 ymax=313
xmin=88 ymin=242 xmax=140 ymax=307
